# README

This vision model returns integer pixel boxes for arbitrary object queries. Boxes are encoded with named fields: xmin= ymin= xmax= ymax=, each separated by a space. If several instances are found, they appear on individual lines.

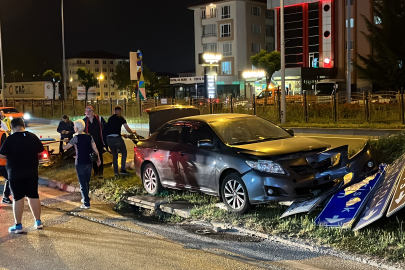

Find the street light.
xmin=280 ymin=0 xmax=286 ymax=124
xmin=61 ymin=0 xmax=67 ymax=100
xmin=98 ymin=75 xmax=104 ymax=100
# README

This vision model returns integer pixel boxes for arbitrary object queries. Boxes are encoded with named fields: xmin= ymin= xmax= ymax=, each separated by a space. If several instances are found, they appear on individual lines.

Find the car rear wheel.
xmin=221 ymin=174 xmax=250 ymax=214
xmin=142 ymin=163 xmax=164 ymax=196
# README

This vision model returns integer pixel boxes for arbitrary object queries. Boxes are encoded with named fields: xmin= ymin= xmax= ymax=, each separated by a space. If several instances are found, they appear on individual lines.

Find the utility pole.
xmin=0 ymin=11 xmax=4 ymax=106
xmin=280 ymin=0 xmax=286 ymax=123
xmin=346 ymin=0 xmax=352 ymax=103
xmin=62 ymin=0 xmax=67 ymax=100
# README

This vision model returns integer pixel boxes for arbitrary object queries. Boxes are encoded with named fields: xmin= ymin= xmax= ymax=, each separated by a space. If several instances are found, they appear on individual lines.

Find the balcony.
xmin=202 ymin=32 xmax=217 ymax=38
xmin=202 ymin=11 xmax=217 ymax=19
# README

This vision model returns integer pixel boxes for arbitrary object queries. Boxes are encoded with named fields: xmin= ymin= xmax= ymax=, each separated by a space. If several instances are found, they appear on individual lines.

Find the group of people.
xmin=0 ymin=105 xmax=136 ymax=234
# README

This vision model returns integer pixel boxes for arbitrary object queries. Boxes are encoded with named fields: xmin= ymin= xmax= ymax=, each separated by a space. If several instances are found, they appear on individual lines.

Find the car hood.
xmin=232 ymin=137 xmax=330 ymax=157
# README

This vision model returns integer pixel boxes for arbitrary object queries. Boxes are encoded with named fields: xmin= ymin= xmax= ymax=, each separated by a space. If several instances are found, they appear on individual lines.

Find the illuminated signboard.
xmin=206 ymin=75 xmax=216 ymax=98
xmin=242 ymin=70 xmax=266 ymax=79
xmin=199 ymin=53 xmax=222 ymax=66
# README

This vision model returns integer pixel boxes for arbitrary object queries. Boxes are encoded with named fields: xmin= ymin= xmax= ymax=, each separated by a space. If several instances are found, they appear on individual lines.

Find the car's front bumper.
xmin=242 ymin=143 xmax=376 ymax=204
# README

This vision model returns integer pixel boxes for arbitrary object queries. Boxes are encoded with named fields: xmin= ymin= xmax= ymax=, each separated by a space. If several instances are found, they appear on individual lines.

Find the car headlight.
xmin=331 ymin=153 xmax=341 ymax=166
xmin=246 ymin=160 xmax=286 ymax=174
xmin=8 ymin=116 xmax=12 ymax=120
xmin=23 ymin=113 xmax=31 ymax=120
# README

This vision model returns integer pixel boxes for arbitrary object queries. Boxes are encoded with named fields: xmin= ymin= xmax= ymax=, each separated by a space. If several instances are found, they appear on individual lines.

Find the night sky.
xmin=0 ymin=0 xmax=197 ymax=81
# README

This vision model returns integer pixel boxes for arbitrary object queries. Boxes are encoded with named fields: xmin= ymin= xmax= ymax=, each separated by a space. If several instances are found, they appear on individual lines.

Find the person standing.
xmin=63 ymin=119 xmax=101 ymax=209
xmin=106 ymin=106 xmax=137 ymax=176
xmin=0 ymin=130 xmax=11 ymax=204
xmin=83 ymin=106 xmax=106 ymax=179
xmin=0 ymin=118 xmax=45 ymax=234
xmin=0 ymin=110 xmax=11 ymax=133
xmin=57 ymin=115 xmax=74 ymax=153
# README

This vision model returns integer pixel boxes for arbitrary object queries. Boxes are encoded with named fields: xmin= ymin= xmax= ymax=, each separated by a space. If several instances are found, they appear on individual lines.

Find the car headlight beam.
xmin=246 ymin=160 xmax=286 ymax=174
xmin=23 ymin=113 xmax=31 ymax=120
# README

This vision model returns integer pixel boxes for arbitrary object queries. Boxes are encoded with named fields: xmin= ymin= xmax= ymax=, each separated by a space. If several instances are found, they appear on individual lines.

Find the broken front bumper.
xmin=242 ymin=143 xmax=376 ymax=204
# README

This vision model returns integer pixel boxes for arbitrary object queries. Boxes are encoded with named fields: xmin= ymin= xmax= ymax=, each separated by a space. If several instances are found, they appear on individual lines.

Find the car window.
xmin=183 ymin=124 xmax=213 ymax=146
xmin=209 ymin=117 xmax=291 ymax=145
xmin=155 ymin=125 xmax=182 ymax=143
xmin=2 ymin=108 xmax=19 ymax=114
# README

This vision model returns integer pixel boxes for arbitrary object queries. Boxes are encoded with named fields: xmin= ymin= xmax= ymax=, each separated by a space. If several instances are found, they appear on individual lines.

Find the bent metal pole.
xmin=280 ymin=0 xmax=286 ymax=124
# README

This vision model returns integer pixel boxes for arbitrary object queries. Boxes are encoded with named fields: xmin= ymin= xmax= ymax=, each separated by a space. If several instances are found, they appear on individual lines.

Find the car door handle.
xmin=179 ymin=150 xmax=186 ymax=156
xmin=153 ymin=147 xmax=158 ymax=152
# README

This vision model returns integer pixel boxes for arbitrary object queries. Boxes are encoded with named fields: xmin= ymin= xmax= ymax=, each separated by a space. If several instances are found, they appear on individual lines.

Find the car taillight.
xmin=43 ymin=153 xmax=48 ymax=159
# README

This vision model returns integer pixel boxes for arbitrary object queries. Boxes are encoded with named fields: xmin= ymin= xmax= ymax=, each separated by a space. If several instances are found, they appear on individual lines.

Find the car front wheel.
xmin=221 ymin=173 xmax=250 ymax=214
xmin=142 ymin=163 xmax=164 ymax=196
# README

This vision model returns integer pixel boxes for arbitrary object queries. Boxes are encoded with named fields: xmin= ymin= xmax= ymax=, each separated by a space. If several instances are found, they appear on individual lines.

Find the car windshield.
xmin=2 ymin=108 xmax=19 ymax=114
xmin=209 ymin=117 xmax=292 ymax=145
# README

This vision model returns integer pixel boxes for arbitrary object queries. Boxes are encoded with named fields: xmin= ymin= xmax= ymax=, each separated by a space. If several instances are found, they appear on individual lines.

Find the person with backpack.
xmin=63 ymin=119 xmax=101 ymax=209
xmin=83 ymin=106 xmax=106 ymax=179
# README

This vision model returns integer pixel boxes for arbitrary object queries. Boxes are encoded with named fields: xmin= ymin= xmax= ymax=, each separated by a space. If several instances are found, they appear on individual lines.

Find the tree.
xmin=143 ymin=65 xmax=169 ymax=98
xmin=112 ymin=62 xmax=136 ymax=99
xmin=43 ymin=69 xmax=61 ymax=100
xmin=353 ymin=0 xmax=405 ymax=91
xmin=250 ymin=50 xmax=281 ymax=90
xmin=76 ymin=68 xmax=98 ymax=102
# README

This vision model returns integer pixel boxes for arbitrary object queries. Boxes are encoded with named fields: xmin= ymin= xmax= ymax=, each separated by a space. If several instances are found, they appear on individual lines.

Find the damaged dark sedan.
xmin=135 ymin=114 xmax=376 ymax=214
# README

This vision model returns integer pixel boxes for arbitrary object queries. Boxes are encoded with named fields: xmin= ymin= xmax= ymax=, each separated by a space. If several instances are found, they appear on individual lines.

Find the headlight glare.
xmin=23 ymin=113 xmax=31 ymax=120
xmin=246 ymin=160 xmax=286 ymax=174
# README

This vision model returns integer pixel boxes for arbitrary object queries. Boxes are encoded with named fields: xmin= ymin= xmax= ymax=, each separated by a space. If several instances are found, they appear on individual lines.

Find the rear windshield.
xmin=1 ymin=108 xmax=19 ymax=114
xmin=209 ymin=117 xmax=291 ymax=145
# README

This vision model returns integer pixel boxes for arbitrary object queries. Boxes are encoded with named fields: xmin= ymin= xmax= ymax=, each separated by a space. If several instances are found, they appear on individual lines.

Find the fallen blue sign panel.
xmin=315 ymin=166 xmax=386 ymax=229
xmin=354 ymin=158 xmax=405 ymax=231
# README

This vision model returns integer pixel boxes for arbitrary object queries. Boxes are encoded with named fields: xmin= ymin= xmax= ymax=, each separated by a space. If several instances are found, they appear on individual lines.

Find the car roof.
xmin=175 ymin=113 xmax=255 ymax=123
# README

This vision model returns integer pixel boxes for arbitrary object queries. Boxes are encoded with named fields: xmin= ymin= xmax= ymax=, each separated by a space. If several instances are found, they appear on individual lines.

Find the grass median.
xmin=39 ymin=131 xmax=405 ymax=262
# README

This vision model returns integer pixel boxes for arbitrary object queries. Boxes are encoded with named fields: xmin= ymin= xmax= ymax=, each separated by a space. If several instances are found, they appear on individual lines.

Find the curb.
xmin=39 ymin=177 xmax=80 ymax=193
xmin=285 ymin=127 xmax=404 ymax=136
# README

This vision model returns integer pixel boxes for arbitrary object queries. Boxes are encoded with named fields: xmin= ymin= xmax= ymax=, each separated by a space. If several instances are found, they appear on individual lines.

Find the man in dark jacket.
xmin=83 ymin=106 xmax=106 ymax=179
xmin=57 ymin=115 xmax=74 ymax=153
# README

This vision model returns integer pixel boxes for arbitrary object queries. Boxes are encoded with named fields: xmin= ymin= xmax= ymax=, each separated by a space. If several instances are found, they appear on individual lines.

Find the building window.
xmin=266 ymin=43 xmax=275 ymax=52
xmin=85 ymin=60 xmax=90 ymax=64
xmin=220 ymin=23 xmax=231 ymax=37
xmin=222 ymin=43 xmax=232 ymax=56
xmin=266 ymin=25 xmax=274 ymax=37
xmin=103 ymin=60 xmax=107 ymax=64
xmin=201 ymin=9 xmax=206 ymax=19
xmin=104 ymin=92 xmax=108 ymax=96
xmin=221 ymin=6 xmax=230 ymax=19
xmin=251 ymin=7 xmax=261 ymax=16
xmin=203 ymin=43 xmax=217 ymax=53
xmin=77 ymin=60 xmax=82 ymax=64
xmin=111 ymin=92 xmax=115 ymax=96
xmin=252 ymin=43 xmax=261 ymax=53
xmin=97 ymin=84 xmax=100 ymax=88
xmin=203 ymin=24 xmax=216 ymax=37
xmin=118 ymin=61 xmax=123 ymax=65
xmin=95 ymin=68 xmax=100 ymax=72
xmin=95 ymin=60 xmax=99 ymax=64
xmin=110 ymin=61 xmax=113 ymax=64
xmin=252 ymin=25 xmax=261 ymax=34
xmin=97 ymin=92 xmax=100 ymax=96
xmin=265 ymin=10 xmax=274 ymax=19
xmin=346 ymin=0 xmax=353 ymax=5
xmin=104 ymin=84 xmax=108 ymax=88
xmin=221 ymin=61 xmax=232 ymax=75
xmin=69 ymin=70 xmax=71 ymax=74
xmin=103 ymin=68 xmax=107 ymax=72
xmin=111 ymin=84 xmax=115 ymax=87
xmin=110 ymin=68 xmax=114 ymax=72
xmin=110 ymin=76 xmax=113 ymax=80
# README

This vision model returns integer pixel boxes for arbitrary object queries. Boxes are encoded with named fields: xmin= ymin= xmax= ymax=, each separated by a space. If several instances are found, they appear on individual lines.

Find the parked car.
xmin=134 ymin=114 xmax=376 ymax=214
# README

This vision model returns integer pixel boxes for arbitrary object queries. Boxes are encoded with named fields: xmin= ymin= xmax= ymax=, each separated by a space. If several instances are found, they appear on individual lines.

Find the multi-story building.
xmin=67 ymin=51 xmax=129 ymax=100
xmin=267 ymin=0 xmax=374 ymax=94
xmin=189 ymin=0 xmax=273 ymax=98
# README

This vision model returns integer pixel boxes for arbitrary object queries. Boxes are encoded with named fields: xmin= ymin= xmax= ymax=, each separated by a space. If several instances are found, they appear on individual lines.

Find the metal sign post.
xmin=280 ymin=0 xmax=286 ymax=123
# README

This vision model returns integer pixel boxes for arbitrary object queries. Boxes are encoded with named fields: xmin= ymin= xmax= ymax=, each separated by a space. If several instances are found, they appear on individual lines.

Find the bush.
xmin=368 ymin=131 xmax=405 ymax=164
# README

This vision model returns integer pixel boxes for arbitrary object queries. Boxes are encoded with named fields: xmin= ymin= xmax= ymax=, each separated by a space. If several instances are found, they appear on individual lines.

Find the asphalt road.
xmin=0 ymin=181 xmax=382 ymax=270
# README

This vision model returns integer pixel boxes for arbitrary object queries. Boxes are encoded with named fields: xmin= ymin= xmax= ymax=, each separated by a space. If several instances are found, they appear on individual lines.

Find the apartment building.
xmin=67 ymin=51 xmax=129 ymax=100
xmin=189 ymin=0 xmax=273 ymax=98
xmin=267 ymin=0 xmax=374 ymax=94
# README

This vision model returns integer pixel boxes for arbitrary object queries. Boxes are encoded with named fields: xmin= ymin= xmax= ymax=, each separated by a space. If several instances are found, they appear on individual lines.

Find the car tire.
xmin=221 ymin=173 xmax=250 ymax=214
xmin=142 ymin=163 xmax=164 ymax=196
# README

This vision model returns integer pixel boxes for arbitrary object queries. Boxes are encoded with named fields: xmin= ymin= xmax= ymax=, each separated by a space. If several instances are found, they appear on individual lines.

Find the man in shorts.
xmin=0 ymin=118 xmax=45 ymax=234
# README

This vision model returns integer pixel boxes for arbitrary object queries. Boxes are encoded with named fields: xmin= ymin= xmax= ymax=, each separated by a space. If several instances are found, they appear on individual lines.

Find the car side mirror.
xmin=285 ymin=129 xmax=294 ymax=136
xmin=198 ymin=139 xmax=214 ymax=149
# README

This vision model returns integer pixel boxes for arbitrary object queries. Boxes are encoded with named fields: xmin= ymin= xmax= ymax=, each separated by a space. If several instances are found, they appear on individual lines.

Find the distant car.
xmin=0 ymin=107 xmax=31 ymax=125
xmin=134 ymin=114 xmax=376 ymax=214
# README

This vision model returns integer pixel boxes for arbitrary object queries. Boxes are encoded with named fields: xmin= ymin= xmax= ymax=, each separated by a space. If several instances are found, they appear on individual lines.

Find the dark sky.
xmin=0 ymin=0 xmax=196 ymax=80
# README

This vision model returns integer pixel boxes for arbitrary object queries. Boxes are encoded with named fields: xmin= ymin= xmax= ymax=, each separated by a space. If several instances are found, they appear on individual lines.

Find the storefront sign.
xmin=203 ymin=53 xmax=222 ymax=64
xmin=315 ymin=167 xmax=385 ymax=229
xmin=206 ymin=75 xmax=216 ymax=98
xmin=170 ymin=77 xmax=204 ymax=85
xmin=242 ymin=70 xmax=266 ymax=79
xmin=161 ymin=98 xmax=168 ymax=105
xmin=354 ymin=159 xmax=405 ymax=231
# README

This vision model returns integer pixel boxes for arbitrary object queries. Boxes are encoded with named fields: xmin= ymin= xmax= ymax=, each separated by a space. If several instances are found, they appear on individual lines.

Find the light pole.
xmin=98 ymin=74 xmax=104 ymax=100
xmin=0 ymin=10 xmax=4 ymax=106
xmin=280 ymin=0 xmax=286 ymax=124
xmin=346 ymin=0 xmax=352 ymax=103
xmin=61 ymin=0 xmax=67 ymax=100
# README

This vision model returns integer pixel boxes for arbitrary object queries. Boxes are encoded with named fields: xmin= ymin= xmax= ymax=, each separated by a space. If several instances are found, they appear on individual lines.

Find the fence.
xmin=4 ymin=91 xmax=405 ymax=125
